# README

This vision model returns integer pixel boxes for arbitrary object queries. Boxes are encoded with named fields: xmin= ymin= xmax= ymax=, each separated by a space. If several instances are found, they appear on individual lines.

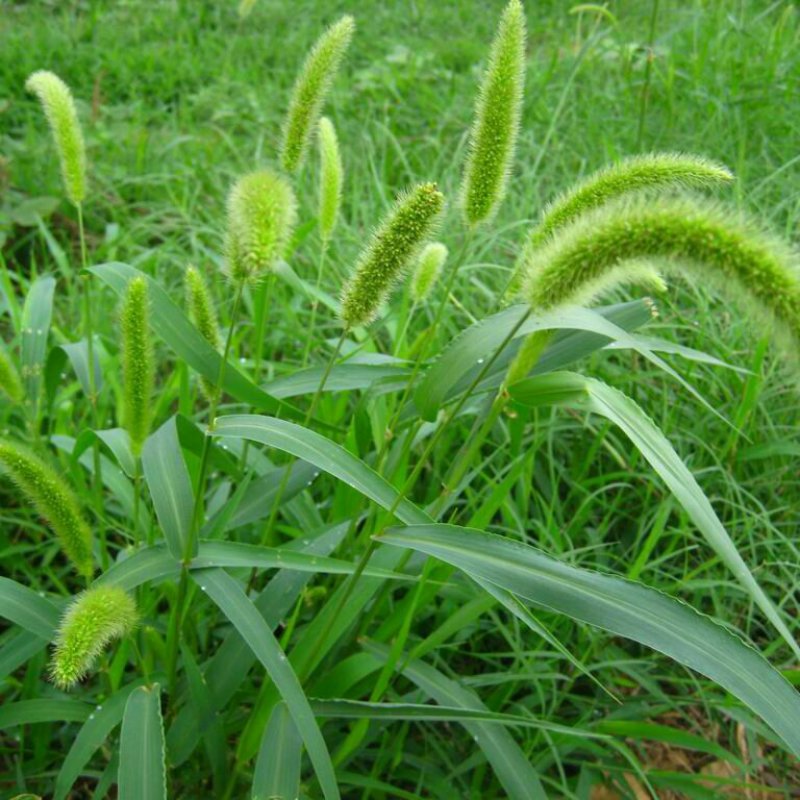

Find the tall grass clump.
xmin=280 ymin=15 xmax=355 ymax=174
xmin=460 ymin=0 xmax=525 ymax=226
xmin=49 ymin=586 xmax=137 ymax=688
xmin=0 ymin=441 xmax=93 ymax=577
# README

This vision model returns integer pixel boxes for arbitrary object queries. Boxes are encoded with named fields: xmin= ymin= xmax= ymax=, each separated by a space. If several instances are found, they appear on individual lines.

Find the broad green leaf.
xmin=119 ymin=684 xmax=166 ymax=800
xmin=61 ymin=340 xmax=103 ymax=395
xmin=311 ymin=699 xmax=604 ymax=738
xmin=0 ymin=630 xmax=48 ymax=681
xmin=213 ymin=415 xmax=431 ymax=525
xmin=415 ymin=301 xmax=652 ymax=421
xmin=252 ymin=703 xmax=302 ymax=800
xmin=94 ymin=428 xmax=135 ymax=477
xmin=89 ymin=262 xmax=304 ymax=423
xmin=21 ymin=275 xmax=55 ymax=414
xmin=364 ymin=641 xmax=547 ymax=800
xmin=95 ymin=546 xmax=179 ymax=592
xmin=509 ymin=371 xmax=799 ymax=660
xmin=142 ymin=416 xmax=195 ymax=559
xmin=380 ymin=524 xmax=800 ymax=758
xmin=0 ymin=699 xmax=92 ymax=728
xmin=0 ymin=577 xmax=59 ymax=638
xmin=196 ymin=568 xmax=340 ymax=800
xmin=264 ymin=363 xmax=409 ymax=399
xmin=56 ymin=680 xmax=149 ymax=800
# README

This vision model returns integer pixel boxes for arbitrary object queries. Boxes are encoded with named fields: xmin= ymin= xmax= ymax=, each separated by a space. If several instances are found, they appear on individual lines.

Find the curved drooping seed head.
xmin=410 ymin=242 xmax=449 ymax=303
xmin=522 ymin=196 xmax=800 ymax=352
xmin=224 ymin=169 xmax=298 ymax=284
xmin=0 ymin=346 xmax=23 ymax=404
xmin=340 ymin=182 xmax=445 ymax=328
xmin=185 ymin=265 xmax=221 ymax=401
xmin=280 ymin=15 xmax=355 ymax=174
xmin=460 ymin=0 xmax=526 ymax=226
xmin=318 ymin=116 xmax=343 ymax=243
xmin=121 ymin=276 xmax=154 ymax=456
xmin=505 ymin=153 xmax=734 ymax=300
xmin=0 ymin=440 xmax=93 ymax=576
xmin=25 ymin=70 xmax=86 ymax=206
xmin=50 ymin=585 xmax=137 ymax=689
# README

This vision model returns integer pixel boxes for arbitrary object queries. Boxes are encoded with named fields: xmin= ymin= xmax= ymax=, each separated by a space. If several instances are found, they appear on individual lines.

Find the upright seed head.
xmin=25 ymin=70 xmax=86 ymax=206
xmin=280 ymin=16 xmax=355 ymax=174
xmin=410 ymin=242 xmax=449 ymax=303
xmin=0 ymin=440 xmax=93 ymax=576
xmin=121 ymin=276 xmax=154 ymax=456
xmin=340 ymin=182 xmax=445 ymax=329
xmin=224 ymin=169 xmax=297 ymax=284
xmin=460 ymin=0 xmax=526 ymax=226
xmin=50 ymin=585 xmax=137 ymax=689
xmin=0 ymin=346 xmax=23 ymax=404
xmin=185 ymin=265 xmax=221 ymax=401
xmin=318 ymin=116 xmax=343 ymax=244
xmin=522 ymin=196 xmax=800 ymax=354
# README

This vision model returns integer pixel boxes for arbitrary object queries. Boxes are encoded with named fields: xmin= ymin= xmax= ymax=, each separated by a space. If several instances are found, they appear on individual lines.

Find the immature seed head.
xmin=50 ymin=585 xmax=137 ymax=689
xmin=224 ymin=169 xmax=298 ymax=284
xmin=121 ymin=276 xmax=154 ymax=456
xmin=318 ymin=116 xmax=343 ymax=243
xmin=185 ymin=265 xmax=221 ymax=401
xmin=460 ymin=0 xmax=526 ymax=226
xmin=280 ymin=16 xmax=355 ymax=174
xmin=25 ymin=70 xmax=86 ymax=206
xmin=410 ymin=242 xmax=448 ymax=303
xmin=505 ymin=153 xmax=734 ymax=300
xmin=522 ymin=196 xmax=800 ymax=353
xmin=340 ymin=182 xmax=445 ymax=328
xmin=0 ymin=346 xmax=23 ymax=404
xmin=0 ymin=440 xmax=93 ymax=576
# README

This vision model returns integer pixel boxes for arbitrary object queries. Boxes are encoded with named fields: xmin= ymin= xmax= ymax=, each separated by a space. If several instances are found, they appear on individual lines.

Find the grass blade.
xmin=252 ymin=703 xmax=302 ymax=800
xmin=379 ymin=524 xmax=800 ymax=758
xmin=119 ymin=684 xmax=166 ymax=800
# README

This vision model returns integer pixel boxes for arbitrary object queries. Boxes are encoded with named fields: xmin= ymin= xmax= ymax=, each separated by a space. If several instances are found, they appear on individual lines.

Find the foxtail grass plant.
xmin=280 ymin=15 xmax=355 ymax=174
xmin=0 ymin=440 xmax=93 ymax=577
xmin=50 ymin=585 xmax=137 ymax=688
xmin=9 ymin=5 xmax=800 ymax=798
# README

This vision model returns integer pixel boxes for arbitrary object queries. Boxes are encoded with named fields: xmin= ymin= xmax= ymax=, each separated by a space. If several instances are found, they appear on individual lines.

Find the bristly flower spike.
xmin=0 ymin=346 xmax=23 ymax=404
xmin=341 ymin=182 xmax=445 ymax=329
xmin=0 ymin=440 xmax=93 ymax=576
xmin=460 ymin=0 xmax=525 ymax=226
xmin=410 ymin=242 xmax=449 ymax=303
xmin=185 ymin=265 xmax=221 ymax=401
xmin=121 ymin=276 xmax=154 ymax=456
xmin=318 ymin=116 xmax=343 ymax=244
xmin=224 ymin=169 xmax=297 ymax=284
xmin=504 ymin=152 xmax=734 ymax=299
xmin=25 ymin=70 xmax=86 ymax=206
xmin=523 ymin=196 xmax=800 ymax=351
xmin=50 ymin=586 xmax=137 ymax=689
xmin=280 ymin=15 xmax=355 ymax=174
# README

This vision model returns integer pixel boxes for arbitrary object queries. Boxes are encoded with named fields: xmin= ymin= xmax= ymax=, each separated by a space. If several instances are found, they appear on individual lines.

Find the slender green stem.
xmin=165 ymin=280 xmax=245 ymax=704
xmin=637 ymin=0 xmax=660 ymax=149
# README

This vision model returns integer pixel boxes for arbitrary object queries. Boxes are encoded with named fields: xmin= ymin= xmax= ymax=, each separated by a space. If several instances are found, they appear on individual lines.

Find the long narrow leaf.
xmin=119 ymin=684 xmax=166 ymax=800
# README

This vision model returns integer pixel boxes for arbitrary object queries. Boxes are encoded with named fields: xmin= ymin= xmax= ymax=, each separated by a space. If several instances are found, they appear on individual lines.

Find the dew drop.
xmin=476 ymin=357 xmax=484 ymax=364
xmin=88 ymin=714 xmax=95 ymax=721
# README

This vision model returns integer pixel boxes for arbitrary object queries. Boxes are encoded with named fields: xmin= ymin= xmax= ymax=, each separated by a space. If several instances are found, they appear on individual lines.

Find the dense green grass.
xmin=1 ymin=1 xmax=799 ymax=798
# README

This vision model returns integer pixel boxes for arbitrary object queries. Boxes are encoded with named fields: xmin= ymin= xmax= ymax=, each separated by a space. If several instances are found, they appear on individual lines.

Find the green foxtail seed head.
xmin=121 ymin=276 xmax=154 ymax=456
xmin=280 ymin=16 xmax=355 ymax=174
xmin=318 ymin=116 xmax=343 ymax=243
xmin=25 ymin=70 xmax=86 ymax=206
xmin=505 ymin=153 xmax=734 ymax=300
xmin=224 ymin=169 xmax=297 ymax=284
xmin=0 ymin=440 xmax=93 ymax=576
xmin=50 ymin=586 xmax=137 ymax=689
xmin=185 ymin=265 xmax=221 ymax=401
xmin=340 ymin=182 xmax=445 ymax=328
xmin=522 ymin=196 xmax=800 ymax=352
xmin=0 ymin=346 xmax=23 ymax=404
xmin=410 ymin=242 xmax=448 ymax=303
xmin=460 ymin=0 xmax=525 ymax=226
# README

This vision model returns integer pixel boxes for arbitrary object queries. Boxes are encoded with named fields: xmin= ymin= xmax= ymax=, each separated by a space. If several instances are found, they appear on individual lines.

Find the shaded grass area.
xmin=1 ymin=0 xmax=799 ymax=797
